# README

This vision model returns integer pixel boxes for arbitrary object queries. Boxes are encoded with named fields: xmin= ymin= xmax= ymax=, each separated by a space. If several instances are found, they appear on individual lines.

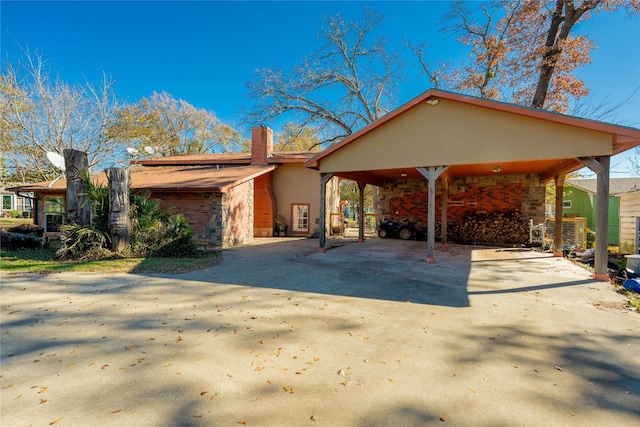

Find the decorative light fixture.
xmin=400 ymin=171 xmax=408 ymax=177
xmin=426 ymin=97 xmax=439 ymax=106
xmin=493 ymin=165 xmax=501 ymax=173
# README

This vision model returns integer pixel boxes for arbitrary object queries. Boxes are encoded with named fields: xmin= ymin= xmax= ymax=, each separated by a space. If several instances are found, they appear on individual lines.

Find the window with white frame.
xmin=291 ymin=204 xmax=309 ymax=234
xmin=2 ymin=194 xmax=12 ymax=211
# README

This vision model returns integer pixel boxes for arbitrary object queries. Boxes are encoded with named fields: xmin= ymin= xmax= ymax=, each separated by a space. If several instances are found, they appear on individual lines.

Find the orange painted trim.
xmin=318 ymin=248 xmax=327 ymax=253
xmin=553 ymin=251 xmax=564 ymax=257
xmin=426 ymin=257 xmax=435 ymax=264
xmin=592 ymin=273 xmax=609 ymax=281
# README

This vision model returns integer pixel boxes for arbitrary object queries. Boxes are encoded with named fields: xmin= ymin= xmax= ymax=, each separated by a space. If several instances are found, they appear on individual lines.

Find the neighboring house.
xmin=8 ymin=126 xmax=340 ymax=248
xmin=0 ymin=184 xmax=33 ymax=218
xmin=619 ymin=186 xmax=640 ymax=254
xmin=563 ymin=178 xmax=640 ymax=247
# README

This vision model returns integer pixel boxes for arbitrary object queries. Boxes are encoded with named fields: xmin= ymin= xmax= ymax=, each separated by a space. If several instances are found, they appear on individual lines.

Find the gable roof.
xmin=8 ymin=165 xmax=276 ymax=194
xmin=304 ymin=89 xmax=640 ymax=184
xmin=567 ymin=177 xmax=640 ymax=196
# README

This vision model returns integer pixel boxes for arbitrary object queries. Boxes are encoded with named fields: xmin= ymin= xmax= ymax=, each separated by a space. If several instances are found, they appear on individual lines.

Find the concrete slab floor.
xmin=1 ymin=238 xmax=638 ymax=426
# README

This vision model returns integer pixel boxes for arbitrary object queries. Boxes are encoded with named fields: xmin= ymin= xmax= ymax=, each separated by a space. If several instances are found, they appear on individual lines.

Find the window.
xmin=45 ymin=196 xmax=64 ymax=232
xmin=2 ymin=194 xmax=12 ymax=211
xmin=17 ymin=197 xmax=32 ymax=217
xmin=562 ymin=200 xmax=572 ymax=209
xmin=291 ymin=204 xmax=310 ymax=234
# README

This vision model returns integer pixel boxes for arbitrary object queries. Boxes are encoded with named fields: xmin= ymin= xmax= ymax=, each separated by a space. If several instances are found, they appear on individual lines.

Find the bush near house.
xmin=55 ymin=177 xmax=199 ymax=261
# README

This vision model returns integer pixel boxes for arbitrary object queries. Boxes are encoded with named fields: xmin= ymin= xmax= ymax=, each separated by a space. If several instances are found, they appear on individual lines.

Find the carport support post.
xmin=580 ymin=156 xmax=611 ymax=280
xmin=553 ymin=174 xmax=565 ymax=257
xmin=357 ymin=181 xmax=366 ymax=242
xmin=318 ymin=172 xmax=333 ymax=253
xmin=417 ymin=166 xmax=449 ymax=263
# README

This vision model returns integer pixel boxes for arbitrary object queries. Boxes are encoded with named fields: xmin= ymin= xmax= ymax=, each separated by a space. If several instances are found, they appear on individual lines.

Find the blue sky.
xmin=2 ymin=1 xmax=639 ymax=175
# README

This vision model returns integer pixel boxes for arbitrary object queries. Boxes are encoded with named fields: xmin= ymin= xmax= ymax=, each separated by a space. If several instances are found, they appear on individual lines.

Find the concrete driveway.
xmin=1 ymin=238 xmax=639 ymax=426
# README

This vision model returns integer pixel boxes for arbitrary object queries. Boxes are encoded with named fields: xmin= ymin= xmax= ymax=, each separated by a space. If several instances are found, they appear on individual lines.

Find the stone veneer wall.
xmin=379 ymin=174 xmax=545 ymax=225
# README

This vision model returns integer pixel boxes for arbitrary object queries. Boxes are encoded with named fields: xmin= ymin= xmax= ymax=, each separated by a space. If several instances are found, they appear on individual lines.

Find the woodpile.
xmin=449 ymin=211 xmax=529 ymax=246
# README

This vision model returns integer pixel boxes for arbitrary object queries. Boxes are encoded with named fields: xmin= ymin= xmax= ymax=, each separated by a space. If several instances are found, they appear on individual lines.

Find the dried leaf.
xmin=111 ymin=409 xmax=122 ymax=413
xmin=49 ymin=418 xmax=63 ymax=425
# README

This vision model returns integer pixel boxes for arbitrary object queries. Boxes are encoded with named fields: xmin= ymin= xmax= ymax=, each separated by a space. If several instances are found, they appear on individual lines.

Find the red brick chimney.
xmin=251 ymin=125 xmax=273 ymax=165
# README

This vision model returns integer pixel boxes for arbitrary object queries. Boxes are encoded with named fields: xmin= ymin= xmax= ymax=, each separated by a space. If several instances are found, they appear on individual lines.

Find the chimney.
xmin=251 ymin=125 xmax=273 ymax=165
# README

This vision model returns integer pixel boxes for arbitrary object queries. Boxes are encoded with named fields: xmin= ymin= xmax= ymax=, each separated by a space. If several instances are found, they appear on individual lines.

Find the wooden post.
xmin=580 ymin=156 xmax=610 ymax=280
xmin=107 ymin=168 xmax=132 ymax=252
xmin=63 ymin=149 xmax=91 ymax=226
xmin=553 ymin=174 xmax=565 ymax=257
xmin=417 ymin=166 xmax=449 ymax=263
xmin=318 ymin=173 xmax=333 ymax=252
xmin=357 ymin=181 xmax=366 ymax=242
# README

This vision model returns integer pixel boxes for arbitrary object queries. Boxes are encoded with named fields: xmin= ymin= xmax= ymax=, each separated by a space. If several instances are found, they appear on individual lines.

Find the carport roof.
xmin=9 ymin=165 xmax=276 ymax=194
xmin=304 ymin=89 xmax=640 ymax=185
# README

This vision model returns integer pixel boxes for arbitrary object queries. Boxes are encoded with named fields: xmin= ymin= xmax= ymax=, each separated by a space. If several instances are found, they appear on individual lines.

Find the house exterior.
xmin=619 ymin=187 xmax=640 ymax=254
xmin=563 ymin=178 xmax=640 ymax=247
xmin=8 ymin=126 xmax=340 ymax=248
xmin=304 ymin=88 xmax=640 ymax=279
xmin=0 ymin=184 xmax=33 ymax=218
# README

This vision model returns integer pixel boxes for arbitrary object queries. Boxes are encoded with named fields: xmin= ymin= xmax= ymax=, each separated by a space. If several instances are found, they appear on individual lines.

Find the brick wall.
xmin=254 ymin=172 xmax=276 ymax=237
xmin=153 ymin=180 xmax=254 ymax=248
xmin=379 ymin=174 xmax=545 ymax=225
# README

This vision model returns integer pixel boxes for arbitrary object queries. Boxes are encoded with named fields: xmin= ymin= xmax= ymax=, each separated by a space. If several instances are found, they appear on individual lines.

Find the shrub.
xmin=586 ymin=228 xmax=596 ymax=249
xmin=1 ymin=230 xmax=44 ymax=250
xmin=56 ymin=224 xmax=111 ymax=260
xmin=7 ymin=210 xmax=21 ymax=218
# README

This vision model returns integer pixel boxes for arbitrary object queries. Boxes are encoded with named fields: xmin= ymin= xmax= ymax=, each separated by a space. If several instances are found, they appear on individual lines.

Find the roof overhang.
xmin=304 ymin=89 xmax=640 ymax=185
xmin=8 ymin=165 xmax=277 ymax=194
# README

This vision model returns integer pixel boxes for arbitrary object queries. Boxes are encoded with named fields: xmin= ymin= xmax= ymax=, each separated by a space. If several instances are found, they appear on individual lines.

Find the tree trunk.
xmin=107 ymin=168 xmax=132 ymax=253
xmin=63 ymin=149 xmax=91 ymax=226
xmin=531 ymin=0 xmax=598 ymax=109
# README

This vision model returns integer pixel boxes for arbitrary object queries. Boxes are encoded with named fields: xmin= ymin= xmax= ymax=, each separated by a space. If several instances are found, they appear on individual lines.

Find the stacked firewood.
xmin=449 ymin=211 xmax=529 ymax=246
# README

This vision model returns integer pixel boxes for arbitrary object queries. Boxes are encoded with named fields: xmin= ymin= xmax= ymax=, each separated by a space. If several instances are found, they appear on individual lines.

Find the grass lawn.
xmin=0 ymin=241 xmax=221 ymax=274
xmin=0 ymin=217 xmax=34 ymax=229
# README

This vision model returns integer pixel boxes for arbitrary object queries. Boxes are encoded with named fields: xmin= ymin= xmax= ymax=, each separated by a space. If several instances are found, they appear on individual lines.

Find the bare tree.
xmin=245 ymin=8 xmax=403 ymax=145
xmin=1 ymin=48 xmax=121 ymax=182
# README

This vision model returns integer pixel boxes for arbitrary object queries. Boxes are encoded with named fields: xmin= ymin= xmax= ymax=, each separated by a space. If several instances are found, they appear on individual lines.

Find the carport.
xmin=304 ymin=89 xmax=640 ymax=279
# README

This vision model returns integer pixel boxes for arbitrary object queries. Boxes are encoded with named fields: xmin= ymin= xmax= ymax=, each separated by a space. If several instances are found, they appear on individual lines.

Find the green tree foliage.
xmin=340 ymin=179 xmax=373 ymax=219
xmin=107 ymin=92 xmax=246 ymax=155
xmin=274 ymin=122 xmax=322 ymax=151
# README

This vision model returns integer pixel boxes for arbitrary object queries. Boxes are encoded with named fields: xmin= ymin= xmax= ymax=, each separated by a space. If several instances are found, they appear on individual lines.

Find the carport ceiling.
xmin=305 ymin=89 xmax=640 ymax=186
